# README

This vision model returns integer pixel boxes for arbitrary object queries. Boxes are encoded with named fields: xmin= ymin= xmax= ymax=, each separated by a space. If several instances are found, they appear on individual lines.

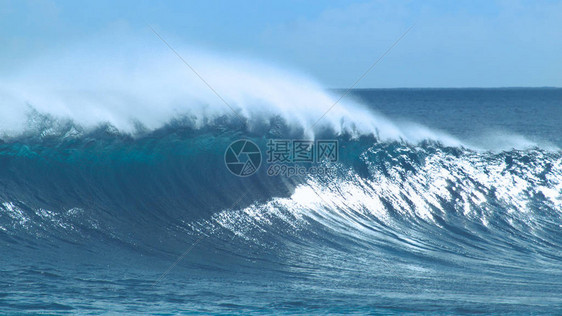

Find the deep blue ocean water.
xmin=349 ymin=88 xmax=562 ymax=148
xmin=1 ymin=88 xmax=561 ymax=314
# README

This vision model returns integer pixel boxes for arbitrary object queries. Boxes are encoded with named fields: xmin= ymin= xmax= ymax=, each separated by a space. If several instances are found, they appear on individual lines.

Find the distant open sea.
xmin=348 ymin=88 xmax=562 ymax=148
xmin=1 ymin=88 xmax=561 ymax=314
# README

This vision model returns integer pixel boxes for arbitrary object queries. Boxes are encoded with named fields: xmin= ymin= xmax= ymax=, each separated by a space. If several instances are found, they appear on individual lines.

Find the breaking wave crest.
xmin=1 ymin=123 xmax=560 ymax=267
xmin=1 ymin=41 xmax=560 ymax=273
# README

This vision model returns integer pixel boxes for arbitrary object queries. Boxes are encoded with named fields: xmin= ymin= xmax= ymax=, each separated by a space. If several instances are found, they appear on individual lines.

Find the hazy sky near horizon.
xmin=1 ymin=0 xmax=561 ymax=88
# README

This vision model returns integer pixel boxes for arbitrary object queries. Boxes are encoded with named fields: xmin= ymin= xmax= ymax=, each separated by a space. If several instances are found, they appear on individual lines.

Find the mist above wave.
xmin=0 ymin=34 xmax=555 ymax=152
xmin=0 ymin=34 xmax=470 ymax=146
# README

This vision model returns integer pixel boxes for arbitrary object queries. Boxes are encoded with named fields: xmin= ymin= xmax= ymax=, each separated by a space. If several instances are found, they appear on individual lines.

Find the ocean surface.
xmin=1 ymin=88 xmax=561 ymax=314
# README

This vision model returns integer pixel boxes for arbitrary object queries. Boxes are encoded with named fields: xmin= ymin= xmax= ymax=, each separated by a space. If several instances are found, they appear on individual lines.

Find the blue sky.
xmin=1 ymin=0 xmax=561 ymax=88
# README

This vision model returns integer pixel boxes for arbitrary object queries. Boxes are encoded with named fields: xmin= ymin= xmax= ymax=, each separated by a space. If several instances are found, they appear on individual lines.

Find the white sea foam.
xmin=0 ymin=34 xmax=554 ymax=151
xmin=0 ymin=35 xmax=453 ymax=143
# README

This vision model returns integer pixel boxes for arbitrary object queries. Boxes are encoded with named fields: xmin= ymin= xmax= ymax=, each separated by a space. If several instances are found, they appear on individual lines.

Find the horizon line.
xmin=329 ymin=86 xmax=562 ymax=90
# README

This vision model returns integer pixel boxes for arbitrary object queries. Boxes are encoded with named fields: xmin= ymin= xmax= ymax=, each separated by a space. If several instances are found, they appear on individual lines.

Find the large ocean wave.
xmin=1 ymin=121 xmax=560 ymax=266
xmin=1 ymin=46 xmax=561 ymax=302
